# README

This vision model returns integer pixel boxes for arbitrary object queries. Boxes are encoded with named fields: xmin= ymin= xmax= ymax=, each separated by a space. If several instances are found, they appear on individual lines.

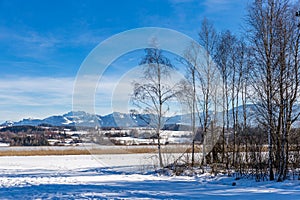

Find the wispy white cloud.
xmin=0 ymin=26 xmax=106 ymax=63
xmin=0 ymin=26 xmax=105 ymax=48
xmin=0 ymin=77 xmax=73 ymax=94
xmin=203 ymin=0 xmax=233 ymax=11
xmin=66 ymin=29 xmax=108 ymax=47
xmin=0 ymin=76 xmax=74 ymax=122
xmin=0 ymin=27 xmax=59 ymax=60
xmin=198 ymin=0 xmax=248 ymax=33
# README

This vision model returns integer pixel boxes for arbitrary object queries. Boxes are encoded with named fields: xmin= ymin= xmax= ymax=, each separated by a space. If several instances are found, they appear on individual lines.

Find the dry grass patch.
xmin=0 ymin=145 xmax=193 ymax=156
xmin=0 ymin=146 xmax=158 ymax=156
xmin=0 ymin=149 xmax=91 ymax=156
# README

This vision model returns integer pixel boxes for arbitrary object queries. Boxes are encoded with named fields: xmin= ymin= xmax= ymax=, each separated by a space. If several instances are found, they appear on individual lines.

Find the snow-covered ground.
xmin=0 ymin=154 xmax=299 ymax=199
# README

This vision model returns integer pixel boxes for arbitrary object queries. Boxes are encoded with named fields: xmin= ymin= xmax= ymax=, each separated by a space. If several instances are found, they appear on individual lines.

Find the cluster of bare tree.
xmin=132 ymin=0 xmax=300 ymax=181
xmin=247 ymin=0 xmax=300 ymax=181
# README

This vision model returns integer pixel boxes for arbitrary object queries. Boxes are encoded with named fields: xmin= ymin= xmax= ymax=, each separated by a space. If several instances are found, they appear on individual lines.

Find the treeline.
xmin=185 ymin=0 xmax=300 ymax=182
xmin=0 ymin=127 xmax=49 ymax=146
xmin=10 ymin=133 xmax=49 ymax=146
xmin=0 ymin=125 xmax=76 ymax=146
xmin=183 ymin=0 xmax=300 ymax=181
xmin=132 ymin=0 xmax=300 ymax=181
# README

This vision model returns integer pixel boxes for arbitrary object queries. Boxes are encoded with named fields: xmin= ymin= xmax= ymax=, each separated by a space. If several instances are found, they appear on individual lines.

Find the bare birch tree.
xmin=197 ymin=18 xmax=219 ymax=166
xmin=215 ymin=30 xmax=235 ymax=167
xmin=180 ymin=41 xmax=202 ymax=167
xmin=132 ymin=47 xmax=178 ymax=168
xmin=246 ymin=0 xmax=300 ymax=181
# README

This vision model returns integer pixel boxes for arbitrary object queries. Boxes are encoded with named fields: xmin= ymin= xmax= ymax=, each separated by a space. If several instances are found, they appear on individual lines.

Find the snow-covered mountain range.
xmin=1 ymin=104 xmax=263 ymax=128
xmin=1 ymin=111 xmax=190 ymax=128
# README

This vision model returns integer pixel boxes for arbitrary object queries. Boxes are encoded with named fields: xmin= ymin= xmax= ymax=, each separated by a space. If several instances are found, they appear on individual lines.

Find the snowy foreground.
xmin=0 ymin=154 xmax=300 ymax=199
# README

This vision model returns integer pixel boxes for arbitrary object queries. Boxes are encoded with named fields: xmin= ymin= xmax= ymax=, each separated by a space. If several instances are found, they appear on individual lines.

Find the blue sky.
xmin=0 ymin=0 xmax=249 ymax=122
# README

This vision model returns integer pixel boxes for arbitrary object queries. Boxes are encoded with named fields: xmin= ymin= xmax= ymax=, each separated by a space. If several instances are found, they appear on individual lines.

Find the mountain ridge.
xmin=6 ymin=104 xmax=300 ymax=128
xmin=1 ymin=104 xmax=262 ymax=128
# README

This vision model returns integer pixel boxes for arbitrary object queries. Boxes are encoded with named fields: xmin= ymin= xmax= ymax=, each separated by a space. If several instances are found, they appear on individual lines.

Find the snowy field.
xmin=0 ymin=154 xmax=300 ymax=199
